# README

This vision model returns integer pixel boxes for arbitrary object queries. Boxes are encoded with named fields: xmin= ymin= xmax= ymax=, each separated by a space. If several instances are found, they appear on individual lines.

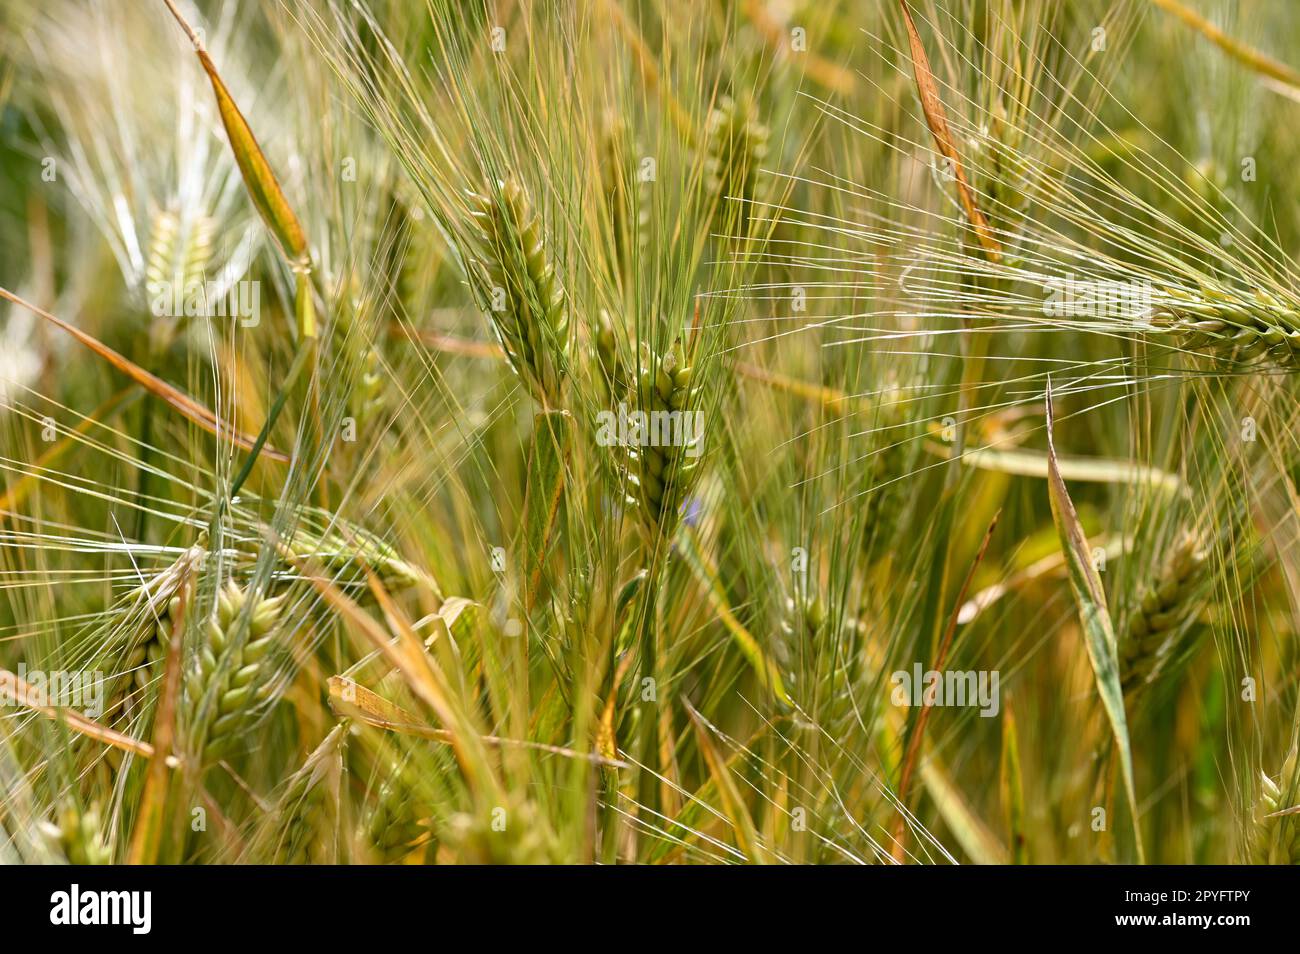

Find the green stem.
xmin=634 ymin=539 xmax=670 ymax=819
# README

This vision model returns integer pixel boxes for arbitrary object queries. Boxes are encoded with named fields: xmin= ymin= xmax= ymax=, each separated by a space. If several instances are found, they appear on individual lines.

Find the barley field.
xmin=0 ymin=0 xmax=1298 ymax=867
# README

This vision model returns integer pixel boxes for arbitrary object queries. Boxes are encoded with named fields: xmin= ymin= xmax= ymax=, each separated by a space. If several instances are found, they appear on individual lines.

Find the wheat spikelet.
xmin=467 ymin=177 xmax=568 ymax=406
xmin=704 ymin=93 xmax=769 ymax=240
xmin=186 ymin=581 xmax=284 ymax=764
xmin=1120 ymin=531 xmax=1208 ymax=698
xmin=1252 ymin=749 xmax=1299 ymax=864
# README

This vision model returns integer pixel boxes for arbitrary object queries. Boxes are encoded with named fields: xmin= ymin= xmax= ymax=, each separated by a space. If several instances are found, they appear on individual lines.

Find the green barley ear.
xmin=783 ymin=591 xmax=827 ymax=642
xmin=704 ymin=93 xmax=769 ymax=241
xmin=41 ymin=800 xmax=111 ymax=865
xmin=597 ymin=113 xmax=648 ymax=287
xmin=264 ymin=727 xmax=344 ymax=864
xmin=1119 ymin=531 xmax=1209 ymax=699
xmin=275 ymin=781 xmax=330 ymax=864
xmin=595 ymin=309 xmax=628 ymax=400
xmin=467 ymin=177 xmax=568 ymax=406
xmin=109 ymin=594 xmax=179 ymax=721
xmin=444 ymin=797 xmax=555 ymax=863
xmin=186 ymin=581 xmax=284 ymax=765
xmin=626 ymin=338 xmax=701 ymax=536
xmin=364 ymin=770 xmax=427 ymax=863
xmin=108 ymin=542 xmax=207 ymax=721
xmin=1148 ymin=282 xmax=1300 ymax=367
xmin=144 ymin=210 xmax=215 ymax=293
xmin=144 ymin=210 xmax=178 ymax=294
xmin=144 ymin=209 xmax=214 ymax=349
xmin=778 ymin=585 xmax=826 ymax=677
xmin=352 ymin=345 xmax=386 ymax=429
xmin=332 ymin=290 xmax=387 ymax=434
xmin=286 ymin=515 xmax=437 ymax=596
xmin=860 ymin=378 xmax=915 ymax=558
xmin=1252 ymin=748 xmax=1300 ymax=864
xmin=970 ymin=97 xmax=1035 ymax=240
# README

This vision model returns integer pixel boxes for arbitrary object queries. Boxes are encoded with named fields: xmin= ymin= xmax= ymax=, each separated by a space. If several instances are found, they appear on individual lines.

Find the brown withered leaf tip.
xmin=899 ymin=0 xmax=1002 ymax=262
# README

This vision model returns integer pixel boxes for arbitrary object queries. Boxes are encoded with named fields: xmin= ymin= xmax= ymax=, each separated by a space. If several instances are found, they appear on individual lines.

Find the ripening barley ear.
xmin=104 ymin=597 xmax=168 ymax=725
xmin=1119 ymin=531 xmax=1209 ymax=700
xmin=782 ymin=569 xmax=828 ymax=644
xmin=186 ymin=581 xmax=284 ymax=765
xmin=704 ymin=93 xmax=769 ymax=242
xmin=143 ymin=212 xmax=185 ymax=312
xmin=1252 ymin=748 xmax=1300 ymax=864
xmin=1148 ymin=281 xmax=1300 ymax=367
xmin=466 ymin=177 xmax=568 ymax=407
xmin=139 ymin=205 xmax=238 ymax=354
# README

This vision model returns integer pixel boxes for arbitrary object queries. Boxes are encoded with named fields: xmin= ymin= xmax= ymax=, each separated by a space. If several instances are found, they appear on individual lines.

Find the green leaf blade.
xmin=1045 ymin=384 xmax=1144 ymax=863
